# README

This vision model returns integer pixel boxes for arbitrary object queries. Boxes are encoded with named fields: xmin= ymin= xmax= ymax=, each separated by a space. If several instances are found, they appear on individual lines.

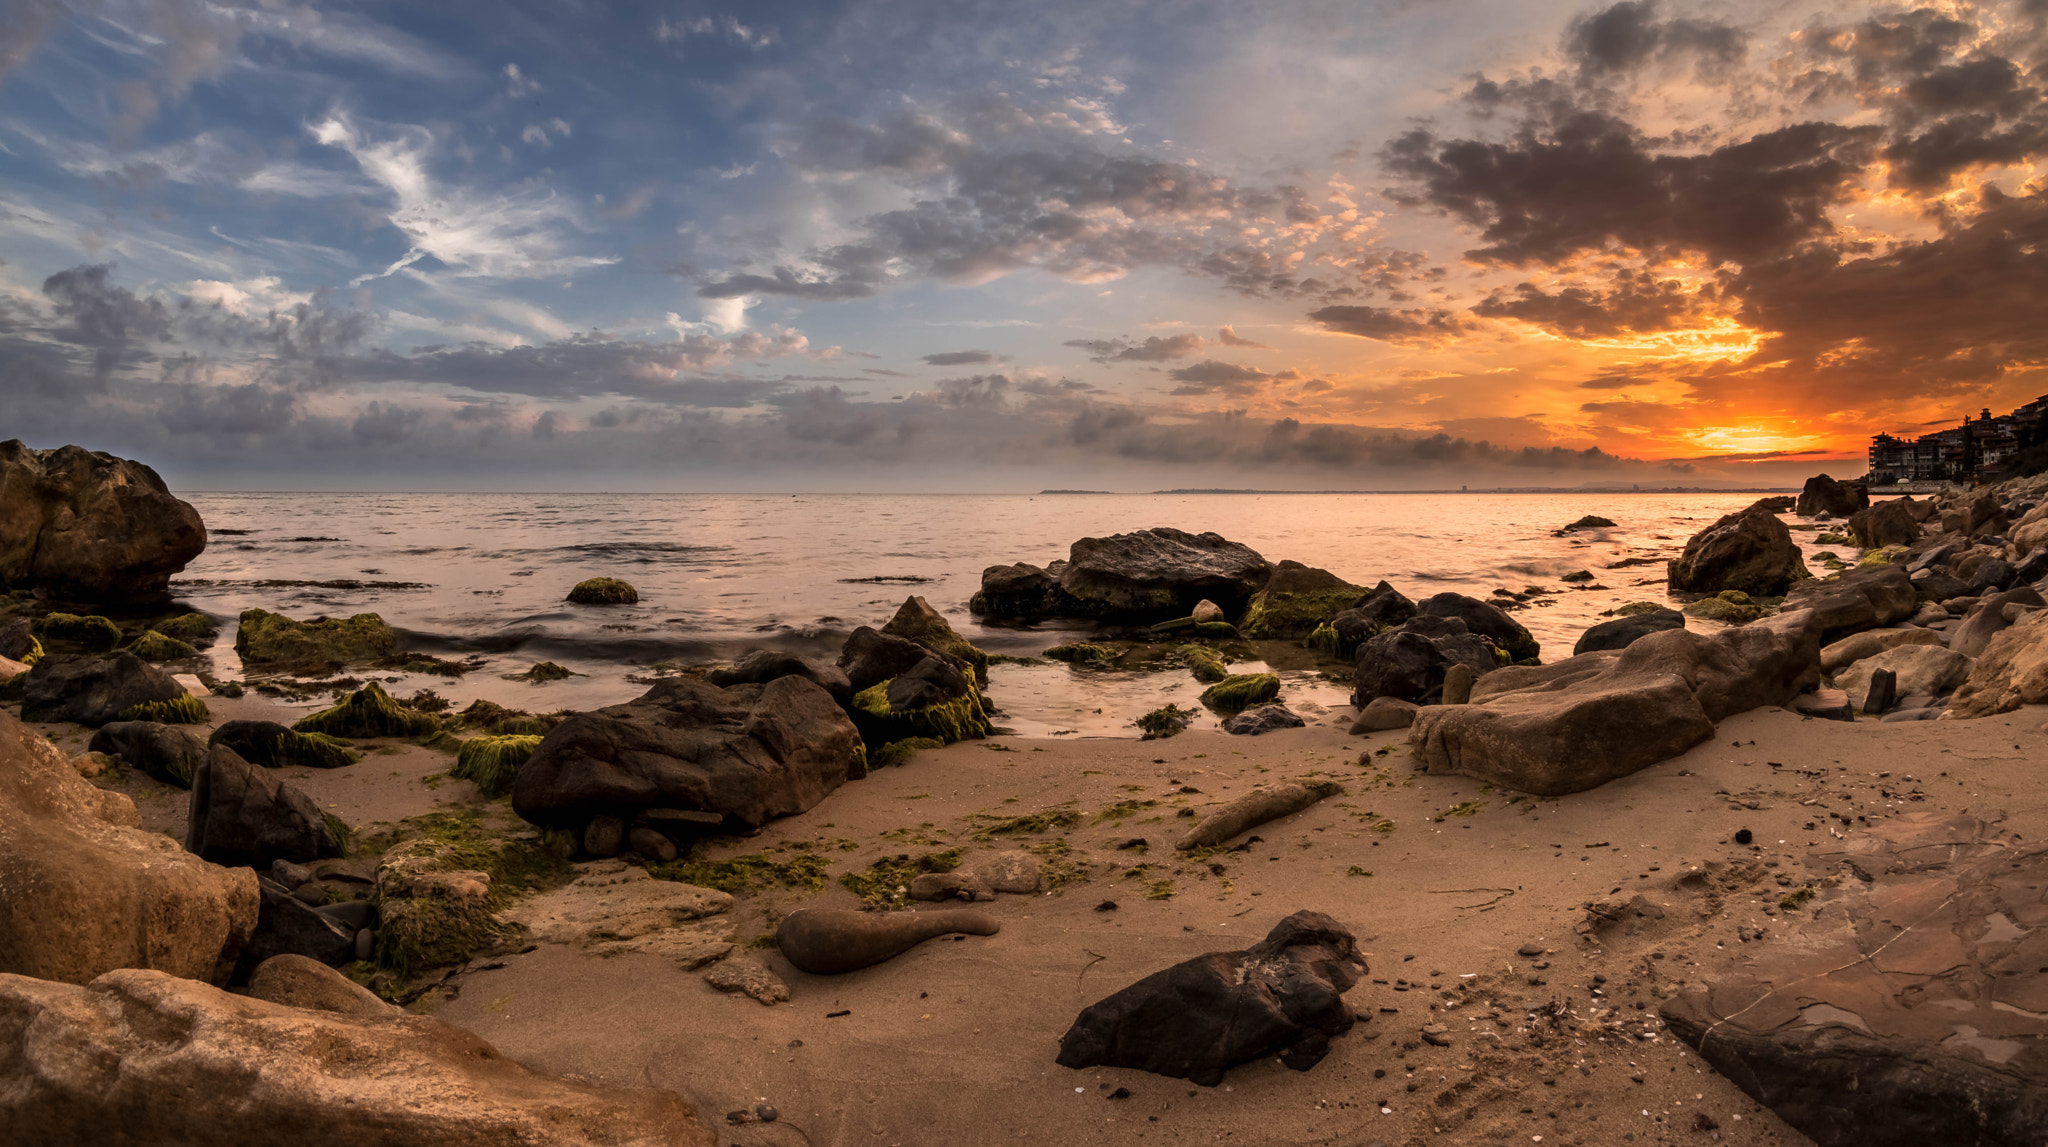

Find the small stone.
xmin=1516 ymin=943 xmax=1545 ymax=957
xmin=702 ymin=957 xmax=790 ymax=1006
xmin=1095 ymin=900 xmax=1119 ymax=912
xmin=1734 ymin=829 xmax=1753 ymax=845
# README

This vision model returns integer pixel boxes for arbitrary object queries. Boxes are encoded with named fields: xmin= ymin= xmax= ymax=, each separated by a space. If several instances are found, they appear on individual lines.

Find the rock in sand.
xmin=775 ymin=907 xmax=999 ymax=975
xmin=1174 ymin=781 xmax=1342 ymax=849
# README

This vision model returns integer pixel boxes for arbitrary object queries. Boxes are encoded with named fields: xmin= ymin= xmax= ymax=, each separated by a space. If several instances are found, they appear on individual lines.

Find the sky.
xmin=2 ymin=0 xmax=2045 ymax=491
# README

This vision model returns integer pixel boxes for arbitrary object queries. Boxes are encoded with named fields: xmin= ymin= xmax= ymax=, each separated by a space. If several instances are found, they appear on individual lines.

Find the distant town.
xmin=1868 ymin=395 xmax=2048 ymax=483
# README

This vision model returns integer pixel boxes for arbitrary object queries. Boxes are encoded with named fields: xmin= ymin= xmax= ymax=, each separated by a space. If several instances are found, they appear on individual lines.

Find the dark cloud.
xmin=921 ymin=350 xmax=998 ymax=366
xmin=1472 ymin=272 xmax=1707 ymax=337
xmin=159 ymin=382 xmax=298 ymax=439
xmin=1307 ymin=305 xmax=1466 ymax=343
xmin=1065 ymin=334 xmax=1209 ymax=362
xmin=1166 ymin=360 xmax=1272 ymax=396
xmin=350 ymin=401 xmax=421 ymax=446
xmin=930 ymin=373 xmax=1010 ymax=409
xmin=1565 ymin=2 xmax=1745 ymax=81
xmin=41 ymin=264 xmax=172 ymax=387
xmin=342 ymin=332 xmax=803 ymax=406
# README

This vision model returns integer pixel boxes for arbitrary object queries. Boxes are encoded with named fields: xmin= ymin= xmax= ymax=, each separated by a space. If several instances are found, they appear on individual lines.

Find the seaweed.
xmin=235 ymin=608 xmax=400 ymax=669
xmin=148 ymin=613 xmax=216 ymax=643
xmin=870 ymin=736 xmax=944 ymax=769
xmin=1135 ymin=703 xmax=1194 ymax=740
xmin=1198 ymin=672 xmax=1280 ymax=714
xmin=33 ymin=613 xmax=121 ymax=652
xmin=1179 ymin=644 xmax=1229 ymax=683
xmin=838 ymin=849 xmax=962 ymax=909
xmin=294 ymin=681 xmax=441 ymax=738
xmin=127 ymin=630 xmax=198 ymax=662
xmin=971 ymin=807 xmax=1080 ymax=840
xmin=1044 ymin=641 xmax=1120 ymax=664
xmin=566 ymin=577 xmax=639 ymax=605
xmin=116 ymin=694 xmax=210 ymax=724
xmin=455 ymin=698 xmax=558 ymax=737
xmin=647 ymin=848 xmax=830 ymax=895
xmin=506 ymin=661 xmax=575 ymax=683
xmin=370 ymin=808 xmax=572 ymax=979
xmin=852 ymin=679 xmax=991 ymax=744
xmin=451 ymin=734 xmax=543 ymax=797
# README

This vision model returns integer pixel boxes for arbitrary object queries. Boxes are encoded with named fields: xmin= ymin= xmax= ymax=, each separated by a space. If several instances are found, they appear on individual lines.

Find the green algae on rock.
xmin=371 ymin=809 xmax=570 ymax=979
xmin=295 ymin=682 xmax=441 ymax=739
xmin=1044 ymin=641 xmax=1119 ymax=664
xmin=852 ymin=679 xmax=992 ymax=744
xmin=452 ymin=734 xmax=543 ymax=798
xmin=648 ymin=847 xmax=830 ymax=895
xmin=1238 ymin=560 xmax=1365 ymax=639
xmin=128 ymin=629 xmax=198 ymax=662
xmin=1179 ymin=645 xmax=1229 ymax=684
xmin=116 ymin=694 xmax=210 ymax=724
xmin=840 ymin=849 xmax=962 ymax=909
xmin=235 ymin=608 xmax=400 ymax=670
xmin=565 ymin=577 xmax=639 ymax=605
xmin=1611 ymin=601 xmax=1669 ymax=617
xmin=1135 ymin=703 xmax=1195 ymax=739
xmin=211 ymin=723 xmax=361 ymax=769
xmin=455 ymin=698 xmax=559 ymax=737
xmin=505 ymin=661 xmax=575 ymax=683
xmin=1198 ymin=672 xmax=1280 ymax=714
xmin=1683 ymin=590 xmax=1768 ymax=624
xmin=870 ymin=736 xmax=945 ymax=769
xmin=147 ymin=613 xmax=216 ymax=643
xmin=33 ymin=613 xmax=122 ymax=652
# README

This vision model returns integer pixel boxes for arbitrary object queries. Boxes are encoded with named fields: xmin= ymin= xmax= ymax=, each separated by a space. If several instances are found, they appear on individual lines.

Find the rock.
xmin=1968 ymin=557 xmax=2018 ymax=594
xmin=1965 ymin=490 xmax=2009 ymax=537
xmin=565 ymin=576 xmax=638 ymax=605
xmin=293 ymin=682 xmax=440 ymax=739
xmin=1137 ymin=703 xmax=1197 ymax=739
xmin=1846 ymin=499 xmax=1917 ymax=550
xmin=1684 ymin=591 xmax=1765 ymax=624
xmin=1819 ymin=627 xmax=1943 ymax=673
xmin=1911 ymin=569 xmax=1972 ymax=602
xmin=1794 ymin=473 xmax=1868 ymax=518
xmin=1561 ymin=514 xmax=1617 ymax=530
xmin=1191 ymin=599 xmax=1224 ymax=622
xmin=210 ymin=720 xmax=361 ymax=770
xmin=512 ymin=675 xmax=863 ymax=833
xmin=774 ymin=907 xmax=999 ymax=974
xmin=1408 ymin=610 xmax=1822 ymax=795
xmin=1220 ymin=704 xmax=1305 ymax=736
xmin=1441 ymin=663 xmax=1474 ymax=705
xmin=234 ymin=608 xmax=399 ymax=671
xmin=1838 ymin=645 xmax=1973 ymax=712
xmin=1416 ymin=592 xmax=1539 ymax=662
xmin=1240 ymin=560 xmax=1365 ymax=639
xmin=1352 ymin=616 xmax=1499 ymax=707
xmin=505 ymin=865 xmax=735 ymax=967
xmin=1349 ymin=696 xmax=1418 ymax=732
xmin=0 ymin=616 xmax=38 ymax=662
xmin=2012 ymin=503 xmax=2048 ymax=558
xmin=1782 ymin=563 xmax=1917 ymax=641
xmin=0 ymin=708 xmax=256 ymax=985
xmin=707 ymin=650 xmax=853 ymax=705
xmin=1340 ymin=581 xmax=1418 ymax=635
xmin=1862 ymin=667 xmax=1898 ymax=715
xmin=970 ymin=850 xmax=1042 ymax=894
xmin=233 ymin=876 xmax=358 ymax=976
xmin=1174 ymin=781 xmax=1342 ymax=849
xmin=1054 ymin=910 xmax=1367 ymax=1087
xmin=1668 ymin=506 xmax=1808 ymax=597
xmin=852 ymin=653 xmax=991 ymax=744
xmin=626 ymin=825 xmax=678 ymax=863
xmin=969 ymin=562 xmax=1057 ymax=619
xmin=839 ymin=624 xmax=957 ymax=693
xmin=1907 ymin=543 xmax=1955 ymax=575
xmin=1951 ymin=587 xmax=2047 ymax=658
xmin=880 ymin=595 xmax=989 ymax=684
xmin=1750 ymin=495 xmax=1797 ymax=513
xmin=1560 ymin=569 xmax=1595 ymax=582
xmin=1198 ymin=671 xmax=1281 ymax=714
xmin=0 ymin=967 xmax=719 ymax=1144
xmin=185 ymin=745 xmax=341 ymax=870
xmin=1789 ymin=687 xmax=1853 ymax=721
xmin=0 ymin=441 xmax=207 ymax=599
xmin=127 ymin=629 xmax=198 ymax=662
xmin=19 ymin=652 xmax=191 ymax=726
xmin=583 ymin=815 xmax=625 ymax=858
xmin=1574 ymin=608 xmax=1685 ymax=655
xmin=702 ymin=957 xmax=790 ymax=1005
xmin=87 ymin=721 xmax=208 ymax=787
xmin=1056 ymin=528 xmax=1273 ymax=623
xmin=908 ymin=871 xmax=996 ymax=901
xmin=1662 ymin=814 xmax=2048 ymax=1147
xmin=1946 ymin=608 xmax=2048 ymax=717
xmin=245 ymin=953 xmax=393 ymax=1016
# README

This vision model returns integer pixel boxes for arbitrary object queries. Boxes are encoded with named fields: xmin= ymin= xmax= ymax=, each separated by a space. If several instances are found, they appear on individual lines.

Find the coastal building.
xmin=1867 ymin=395 xmax=2048 ymax=482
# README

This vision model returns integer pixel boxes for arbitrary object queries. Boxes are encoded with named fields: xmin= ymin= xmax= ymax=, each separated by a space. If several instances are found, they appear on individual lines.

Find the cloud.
xmin=1217 ymin=325 xmax=1270 ymax=348
xmin=1565 ymin=2 xmax=1745 ymax=81
xmin=1472 ymin=272 xmax=1708 ymax=338
xmin=921 ymin=350 xmax=999 ymax=366
xmin=1306 ymin=305 xmax=1466 ymax=344
xmin=1166 ymin=359 xmax=1272 ymax=395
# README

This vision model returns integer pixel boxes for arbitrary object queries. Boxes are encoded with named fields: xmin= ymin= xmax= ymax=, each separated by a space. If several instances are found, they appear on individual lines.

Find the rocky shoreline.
xmin=4 ymin=441 xmax=2047 ymax=1145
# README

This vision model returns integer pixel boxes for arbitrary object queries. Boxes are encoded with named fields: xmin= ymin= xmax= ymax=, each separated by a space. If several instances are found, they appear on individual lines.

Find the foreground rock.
xmin=1662 ymin=814 xmax=2047 ymax=1147
xmin=1409 ymin=610 xmax=1822 ymax=794
xmin=0 ymin=440 xmax=207 ymax=599
xmin=185 ymin=745 xmax=342 ymax=870
xmin=0 ymin=709 xmax=256 ymax=985
xmin=512 ymin=674 xmax=862 ymax=834
xmin=87 ymin=721 xmax=208 ymax=787
xmin=1781 ymin=562 xmax=1915 ymax=642
xmin=1668 ymin=505 xmax=1807 ymax=597
xmin=1352 ymin=615 xmax=1499 ymax=706
xmin=1946 ymin=609 xmax=2048 ymax=718
xmin=1055 ymin=910 xmax=1367 ymax=1087
xmin=0 ymin=968 xmax=719 ymax=1145
xmin=19 ymin=652 xmax=193 ymax=726
xmin=1794 ymin=472 xmax=1868 ymax=518
xmin=880 ymin=595 xmax=989 ymax=683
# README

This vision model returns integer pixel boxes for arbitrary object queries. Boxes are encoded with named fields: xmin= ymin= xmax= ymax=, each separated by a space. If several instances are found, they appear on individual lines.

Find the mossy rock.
xmin=371 ymin=812 xmax=570 ymax=978
xmin=33 ymin=613 xmax=122 ymax=652
xmin=1857 ymin=544 xmax=1910 ymax=568
xmin=881 ymin=596 xmax=989 ymax=684
xmin=1611 ymin=601 xmax=1668 ymax=617
xmin=1683 ymin=596 xmax=1765 ymax=624
xmin=452 ymin=734 xmax=543 ymax=798
xmin=211 ymin=724 xmax=361 ymax=769
xmin=456 ymin=698 xmax=558 ymax=737
xmin=506 ymin=661 xmax=575 ymax=683
xmin=17 ymin=634 xmax=43 ymax=667
xmin=117 ymin=694 xmax=210 ymax=724
xmin=1044 ymin=641 xmax=1120 ymax=664
xmin=235 ymin=608 xmax=400 ymax=670
xmin=128 ymin=630 xmax=198 ymax=662
xmin=295 ymin=682 xmax=441 ymax=738
xmin=1238 ymin=588 xmax=1359 ymax=639
xmin=1179 ymin=645 xmax=1229 ymax=684
xmin=148 ymin=613 xmax=216 ymax=643
xmin=1198 ymin=672 xmax=1280 ymax=714
xmin=566 ymin=577 xmax=638 ymax=605
xmin=852 ymin=680 xmax=991 ymax=745
xmin=870 ymin=737 xmax=945 ymax=769
xmin=1814 ymin=531 xmax=1855 ymax=546
xmin=1136 ymin=704 xmax=1195 ymax=739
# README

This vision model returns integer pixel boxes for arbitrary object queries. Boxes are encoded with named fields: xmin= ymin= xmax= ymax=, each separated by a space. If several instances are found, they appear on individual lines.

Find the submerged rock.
xmin=1668 ymin=506 xmax=1808 ymax=597
xmin=234 ymin=608 xmax=399 ymax=671
xmin=565 ymin=576 xmax=639 ymax=604
xmin=0 ymin=440 xmax=207 ymax=600
xmin=1055 ymin=910 xmax=1367 ymax=1087
xmin=20 ymin=653 xmax=193 ymax=726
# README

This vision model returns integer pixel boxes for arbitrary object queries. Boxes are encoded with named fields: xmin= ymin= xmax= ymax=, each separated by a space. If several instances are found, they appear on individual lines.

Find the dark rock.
xmin=1560 ymin=569 xmax=1595 ymax=583
xmin=1573 ymin=608 xmax=1685 ymax=655
xmin=839 ymin=625 xmax=951 ymax=693
xmin=1054 ymin=910 xmax=1367 ymax=1087
xmin=19 ymin=653 xmax=188 ymax=726
xmin=1847 ymin=499 xmax=1917 ymax=550
xmin=969 ymin=562 xmax=1057 ymax=619
xmin=1349 ymin=697 xmax=1418 ymax=733
xmin=1220 ymin=704 xmax=1305 ymax=736
xmin=1862 ymin=667 xmax=1897 ymax=715
xmin=512 ymin=675 xmax=863 ymax=833
xmin=1056 ymin=528 xmax=1272 ymax=623
xmin=185 ymin=745 xmax=340 ymax=870
xmin=313 ymin=900 xmax=374 ymax=932
xmin=880 ymin=595 xmax=989 ymax=684
xmin=0 ymin=617 xmax=35 ymax=662
xmin=1794 ymin=474 xmax=1868 ymax=518
xmin=885 ymin=655 xmax=971 ymax=712
xmin=1668 ymin=507 xmax=1807 ymax=597
xmin=1748 ymin=496 xmax=1796 ymax=513
xmin=87 ymin=721 xmax=208 ymax=788
xmin=1910 ymin=569 xmax=1971 ymax=602
xmin=1782 ymin=563 xmax=1917 ymax=642
xmin=1906 ymin=544 xmax=1954 ymax=575
xmin=1240 ymin=561 xmax=1366 ymax=639
xmin=209 ymin=720 xmax=360 ymax=769
xmin=1950 ymin=587 xmax=2046 ymax=659
xmin=1965 ymin=491 xmax=2009 ymax=537
xmin=1560 ymin=515 xmax=1617 ymax=530
xmin=1662 ymin=814 xmax=2048 ymax=1147
xmin=1416 ymin=592 xmax=1539 ymax=662
xmin=232 ymin=876 xmax=358 ymax=978
xmin=1352 ymin=616 xmax=1499 ymax=707
xmin=1967 ymin=558 xmax=2018 ymax=594
xmin=0 ymin=441 xmax=207 ymax=600
xmin=583 ymin=814 xmax=625 ymax=858
xmin=1326 ymin=582 xmax=1418 ymax=656
xmin=707 ymin=651 xmax=853 ymax=705
xmin=855 ymin=653 xmax=991 ymax=744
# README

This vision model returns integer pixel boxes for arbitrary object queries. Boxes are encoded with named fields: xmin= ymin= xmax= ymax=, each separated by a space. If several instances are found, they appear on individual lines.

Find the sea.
xmin=168 ymin=491 xmax=1820 ymax=737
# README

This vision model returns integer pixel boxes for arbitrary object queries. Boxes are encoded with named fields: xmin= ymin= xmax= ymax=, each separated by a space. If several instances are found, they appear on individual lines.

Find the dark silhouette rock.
xmin=0 ymin=441 xmax=207 ymax=600
xmin=87 ymin=721 xmax=208 ymax=788
xmin=1847 ymin=499 xmax=1917 ymax=550
xmin=1220 ymin=704 xmax=1306 ymax=735
xmin=209 ymin=720 xmax=361 ymax=769
xmin=1668 ymin=506 xmax=1807 ymax=597
xmin=707 ymin=650 xmax=853 ymax=705
xmin=512 ymin=675 xmax=863 ymax=832
xmin=231 ymin=876 xmax=358 ymax=979
xmin=1055 ymin=910 xmax=1367 ymax=1087
xmin=1057 ymin=528 xmax=1272 ymax=623
xmin=969 ymin=562 xmax=1057 ymax=619
xmin=1967 ymin=557 xmax=2018 ymax=594
xmin=1794 ymin=473 xmax=1868 ymax=518
xmin=0 ymin=617 xmax=35 ymax=662
xmin=1748 ymin=495 xmax=1795 ymax=513
xmin=1416 ymin=592 xmax=1539 ymax=662
xmin=185 ymin=746 xmax=340 ymax=870
xmin=1573 ymin=608 xmax=1685 ymax=655
xmin=19 ymin=653 xmax=189 ymax=726
xmin=1352 ymin=616 xmax=1499 ymax=707
xmin=1862 ymin=667 xmax=1898 ymax=715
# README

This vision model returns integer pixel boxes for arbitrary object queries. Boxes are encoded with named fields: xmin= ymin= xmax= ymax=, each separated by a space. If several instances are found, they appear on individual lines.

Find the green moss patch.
xmin=33 ymin=613 xmax=121 ymax=652
xmin=648 ymin=848 xmax=830 ymax=895
xmin=369 ymin=808 xmax=572 ymax=979
xmin=128 ymin=630 xmax=198 ymax=662
xmin=1199 ymin=672 xmax=1280 ymax=714
xmin=117 ymin=694 xmax=210 ymax=724
xmin=971 ymin=807 xmax=1080 ymax=840
xmin=871 ymin=736 xmax=945 ymax=769
xmin=1180 ymin=644 xmax=1229 ymax=683
xmin=235 ymin=608 xmax=399 ymax=670
xmin=295 ymin=681 xmax=441 ymax=738
xmin=839 ymin=849 xmax=961 ymax=909
xmin=452 ymin=734 xmax=543 ymax=797
xmin=1611 ymin=601 xmax=1668 ymax=617
xmin=506 ymin=661 xmax=575 ymax=683
xmin=455 ymin=698 xmax=560 ymax=737
xmin=852 ymin=680 xmax=991 ymax=744
xmin=1136 ymin=703 xmax=1194 ymax=740
xmin=148 ymin=613 xmax=216 ymax=643
xmin=1044 ymin=641 xmax=1120 ymax=664
xmin=566 ymin=577 xmax=638 ymax=605
xmin=1240 ymin=587 xmax=1363 ymax=640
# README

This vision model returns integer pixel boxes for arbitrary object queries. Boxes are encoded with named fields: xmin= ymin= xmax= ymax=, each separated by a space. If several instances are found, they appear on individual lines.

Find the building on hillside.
xmin=1868 ymin=395 xmax=2048 ymax=482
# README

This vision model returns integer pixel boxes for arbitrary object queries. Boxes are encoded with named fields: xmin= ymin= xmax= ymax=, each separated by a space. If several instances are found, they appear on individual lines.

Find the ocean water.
xmin=169 ymin=490 xmax=1808 ymax=736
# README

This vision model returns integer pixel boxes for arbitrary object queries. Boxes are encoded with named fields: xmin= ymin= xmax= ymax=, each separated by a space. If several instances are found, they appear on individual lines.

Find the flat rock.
xmin=1836 ymin=645 xmax=1972 ymax=710
xmin=1819 ymin=626 xmax=1942 ymax=673
xmin=702 ymin=957 xmax=790 ymax=1005
xmin=1349 ymin=696 xmax=1418 ymax=733
xmin=504 ymin=865 xmax=735 ymax=967
xmin=1221 ymin=703 xmax=1305 ymax=735
xmin=1789 ymin=687 xmax=1853 ymax=721
xmin=969 ymin=850 xmax=1042 ymax=894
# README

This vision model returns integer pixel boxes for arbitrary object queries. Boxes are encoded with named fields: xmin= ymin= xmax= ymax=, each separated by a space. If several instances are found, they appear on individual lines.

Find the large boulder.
xmin=1415 ymin=592 xmax=1539 ymax=662
xmin=1239 ymin=560 xmax=1365 ymax=639
xmin=1847 ymin=499 xmax=1918 ymax=550
xmin=511 ymin=674 xmax=863 ymax=833
xmin=87 ymin=721 xmax=208 ymax=787
xmin=1661 ymin=814 xmax=2048 ymax=1147
xmin=1946 ymin=608 xmax=2048 ymax=718
xmin=706 ymin=650 xmax=853 ymax=705
xmin=1352 ymin=615 xmax=1499 ymax=707
xmin=1573 ymin=608 xmax=1684 ymax=655
xmin=0 ymin=441 xmax=206 ymax=599
xmin=851 ymin=654 xmax=992 ymax=744
xmin=1054 ymin=910 xmax=1367 ymax=1087
xmin=1836 ymin=645 xmax=1973 ymax=710
xmin=1950 ymin=587 xmax=2045 ymax=658
xmin=2012 ymin=503 xmax=2048 ymax=558
xmin=839 ymin=625 xmax=953 ymax=693
xmin=1795 ymin=473 xmax=1869 ymax=518
xmin=1668 ymin=506 xmax=1808 ymax=597
xmin=1781 ymin=562 xmax=1917 ymax=641
xmin=185 ymin=745 xmax=341 ymax=870
xmin=0 ymin=708 xmax=256 ymax=985
xmin=0 ymin=968 xmax=719 ymax=1145
xmin=1324 ymin=581 xmax=1418 ymax=656
xmin=1056 ymin=528 xmax=1272 ymax=623
xmin=209 ymin=720 xmax=362 ymax=770
xmin=19 ymin=652 xmax=192 ymax=726
xmin=234 ymin=608 xmax=400 ymax=671
xmin=1408 ymin=609 xmax=1822 ymax=795
xmin=880 ymin=595 xmax=989 ymax=683
xmin=1965 ymin=490 xmax=2009 ymax=537
xmin=969 ymin=562 xmax=1057 ymax=619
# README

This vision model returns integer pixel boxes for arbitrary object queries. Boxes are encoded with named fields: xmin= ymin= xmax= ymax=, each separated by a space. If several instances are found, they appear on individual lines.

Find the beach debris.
xmin=1054 ymin=909 xmax=1366 ymax=1087
xmin=1220 ymin=703 xmax=1305 ymax=735
xmin=210 ymin=720 xmax=361 ymax=769
xmin=0 ymin=441 xmax=206 ymax=599
xmin=20 ymin=652 xmax=197 ymax=726
xmin=774 ymin=907 xmax=999 ymax=975
xmin=1174 ymin=781 xmax=1342 ymax=850
xmin=185 ymin=744 xmax=340 ymax=870
xmin=702 ymin=957 xmax=790 ymax=1005
xmin=1350 ymin=696 xmax=1418 ymax=733
xmin=565 ymin=576 xmax=639 ymax=605
xmin=234 ymin=608 xmax=400 ymax=671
